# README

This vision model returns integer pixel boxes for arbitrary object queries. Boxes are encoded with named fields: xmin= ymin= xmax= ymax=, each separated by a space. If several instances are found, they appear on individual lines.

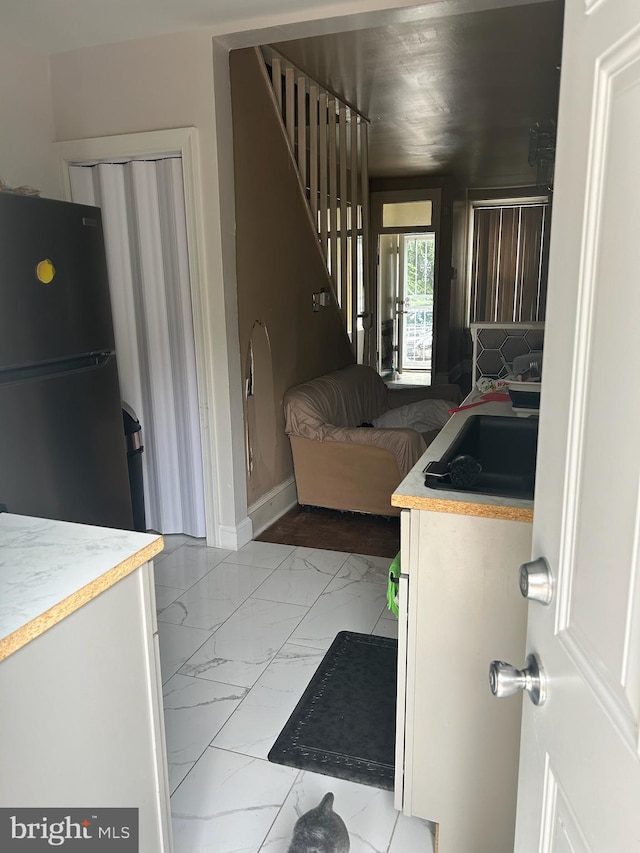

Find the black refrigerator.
xmin=0 ymin=192 xmax=134 ymax=530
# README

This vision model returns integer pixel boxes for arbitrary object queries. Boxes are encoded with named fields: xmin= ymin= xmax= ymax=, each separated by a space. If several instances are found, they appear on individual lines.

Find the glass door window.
xmin=399 ymin=233 xmax=436 ymax=372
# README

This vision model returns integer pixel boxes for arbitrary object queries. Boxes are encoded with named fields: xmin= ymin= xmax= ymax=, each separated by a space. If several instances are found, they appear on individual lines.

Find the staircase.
xmin=261 ymin=46 xmax=371 ymax=363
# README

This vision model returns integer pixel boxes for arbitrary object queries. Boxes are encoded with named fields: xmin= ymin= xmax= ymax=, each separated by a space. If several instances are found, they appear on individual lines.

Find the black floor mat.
xmin=268 ymin=631 xmax=397 ymax=790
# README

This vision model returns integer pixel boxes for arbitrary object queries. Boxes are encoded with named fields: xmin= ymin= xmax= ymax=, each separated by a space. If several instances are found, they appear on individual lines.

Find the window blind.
xmin=470 ymin=202 xmax=548 ymax=323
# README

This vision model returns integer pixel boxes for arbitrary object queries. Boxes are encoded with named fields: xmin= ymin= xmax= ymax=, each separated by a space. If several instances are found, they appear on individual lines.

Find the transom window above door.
xmin=382 ymin=200 xmax=433 ymax=228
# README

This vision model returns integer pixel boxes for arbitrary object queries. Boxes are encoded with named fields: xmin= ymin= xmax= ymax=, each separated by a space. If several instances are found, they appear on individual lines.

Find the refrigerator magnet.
xmin=36 ymin=259 xmax=55 ymax=284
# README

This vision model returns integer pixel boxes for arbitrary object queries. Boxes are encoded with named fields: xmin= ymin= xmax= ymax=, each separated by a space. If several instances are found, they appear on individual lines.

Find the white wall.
xmin=0 ymin=44 xmax=59 ymax=198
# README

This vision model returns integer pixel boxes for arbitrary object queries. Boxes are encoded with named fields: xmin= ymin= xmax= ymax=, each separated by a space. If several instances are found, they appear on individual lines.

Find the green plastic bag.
xmin=387 ymin=551 xmax=400 ymax=617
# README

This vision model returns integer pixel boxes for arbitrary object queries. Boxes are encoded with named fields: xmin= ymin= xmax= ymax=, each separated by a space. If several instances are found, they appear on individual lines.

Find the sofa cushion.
xmin=284 ymin=364 xmax=388 ymax=438
xmin=372 ymin=397 xmax=452 ymax=432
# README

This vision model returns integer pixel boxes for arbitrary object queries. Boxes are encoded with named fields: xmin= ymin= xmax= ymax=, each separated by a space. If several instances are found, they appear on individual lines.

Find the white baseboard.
xmin=216 ymin=516 xmax=254 ymax=551
xmin=248 ymin=476 xmax=298 ymax=537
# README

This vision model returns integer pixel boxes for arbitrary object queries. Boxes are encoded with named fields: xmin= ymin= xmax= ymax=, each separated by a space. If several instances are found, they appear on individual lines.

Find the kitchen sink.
xmin=424 ymin=414 xmax=538 ymax=499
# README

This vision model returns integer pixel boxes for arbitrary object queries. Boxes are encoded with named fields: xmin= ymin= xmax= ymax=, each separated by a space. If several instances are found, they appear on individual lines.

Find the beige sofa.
xmin=283 ymin=364 xmax=461 ymax=516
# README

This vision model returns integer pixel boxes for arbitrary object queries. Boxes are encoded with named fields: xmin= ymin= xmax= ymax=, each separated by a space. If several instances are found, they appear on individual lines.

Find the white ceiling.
xmin=0 ymin=0 xmax=262 ymax=53
xmin=0 ymin=0 xmax=563 ymax=185
xmin=0 ymin=0 xmax=552 ymax=54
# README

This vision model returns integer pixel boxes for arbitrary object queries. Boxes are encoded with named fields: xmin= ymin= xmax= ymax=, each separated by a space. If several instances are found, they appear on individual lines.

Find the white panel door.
xmin=514 ymin=0 xmax=640 ymax=849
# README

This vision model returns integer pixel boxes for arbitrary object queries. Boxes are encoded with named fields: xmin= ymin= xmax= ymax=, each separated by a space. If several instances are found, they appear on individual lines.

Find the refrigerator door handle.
xmin=0 ymin=351 xmax=114 ymax=386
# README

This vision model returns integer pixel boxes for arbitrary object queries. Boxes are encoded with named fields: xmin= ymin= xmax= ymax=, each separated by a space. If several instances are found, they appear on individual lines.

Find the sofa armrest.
xmin=386 ymin=383 xmax=461 ymax=409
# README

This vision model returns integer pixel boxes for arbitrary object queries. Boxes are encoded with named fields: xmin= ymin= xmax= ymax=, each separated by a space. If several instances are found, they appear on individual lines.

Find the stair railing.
xmin=260 ymin=46 xmax=371 ymax=362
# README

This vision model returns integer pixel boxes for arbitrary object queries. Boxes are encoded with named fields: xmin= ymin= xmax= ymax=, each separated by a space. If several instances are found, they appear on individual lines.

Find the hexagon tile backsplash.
xmin=471 ymin=323 xmax=545 ymax=383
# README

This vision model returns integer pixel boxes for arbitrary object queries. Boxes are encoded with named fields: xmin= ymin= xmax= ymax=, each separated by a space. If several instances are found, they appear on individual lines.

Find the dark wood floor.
xmin=257 ymin=505 xmax=400 ymax=559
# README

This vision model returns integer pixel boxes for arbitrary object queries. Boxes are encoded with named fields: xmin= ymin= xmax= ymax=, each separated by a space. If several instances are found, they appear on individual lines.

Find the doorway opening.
xmin=67 ymin=156 xmax=207 ymax=537
xmin=372 ymin=189 xmax=440 ymax=384
xmin=56 ymin=129 xmax=216 ymax=541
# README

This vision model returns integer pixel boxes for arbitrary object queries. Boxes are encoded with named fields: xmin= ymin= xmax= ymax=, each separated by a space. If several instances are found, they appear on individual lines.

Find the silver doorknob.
xmin=489 ymin=653 xmax=547 ymax=706
xmin=519 ymin=557 xmax=553 ymax=604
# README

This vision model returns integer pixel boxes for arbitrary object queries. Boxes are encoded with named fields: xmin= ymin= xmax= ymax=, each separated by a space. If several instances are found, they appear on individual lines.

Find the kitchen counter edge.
xmin=391 ymin=491 xmax=533 ymax=521
xmin=0 ymin=523 xmax=164 ymax=662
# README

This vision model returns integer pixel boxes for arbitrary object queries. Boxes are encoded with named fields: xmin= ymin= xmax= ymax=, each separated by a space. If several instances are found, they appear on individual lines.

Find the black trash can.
xmin=122 ymin=402 xmax=146 ymax=532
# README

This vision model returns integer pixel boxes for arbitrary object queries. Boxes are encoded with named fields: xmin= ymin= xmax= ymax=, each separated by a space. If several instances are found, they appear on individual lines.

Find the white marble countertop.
xmin=392 ymin=390 xmax=536 ymax=521
xmin=0 ymin=513 xmax=164 ymax=661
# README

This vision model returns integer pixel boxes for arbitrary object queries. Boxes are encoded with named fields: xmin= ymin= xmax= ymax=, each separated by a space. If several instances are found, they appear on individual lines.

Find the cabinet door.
xmin=401 ymin=509 xmax=530 ymax=853
xmin=0 ymin=565 xmax=173 ymax=853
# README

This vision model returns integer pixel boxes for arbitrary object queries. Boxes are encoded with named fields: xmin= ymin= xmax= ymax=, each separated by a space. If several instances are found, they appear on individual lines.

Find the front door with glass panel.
xmin=373 ymin=190 xmax=440 ymax=381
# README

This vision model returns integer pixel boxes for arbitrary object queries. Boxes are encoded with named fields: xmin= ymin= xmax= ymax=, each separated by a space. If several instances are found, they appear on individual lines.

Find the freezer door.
xmin=0 ymin=354 xmax=134 ymax=530
xmin=0 ymin=194 xmax=116 ymax=369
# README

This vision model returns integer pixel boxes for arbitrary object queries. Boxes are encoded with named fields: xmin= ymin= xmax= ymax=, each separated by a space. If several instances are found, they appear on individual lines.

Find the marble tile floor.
xmin=155 ymin=534 xmax=435 ymax=853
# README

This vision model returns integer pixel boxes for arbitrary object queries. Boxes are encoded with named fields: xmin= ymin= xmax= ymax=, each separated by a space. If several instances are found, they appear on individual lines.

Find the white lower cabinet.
xmin=395 ymin=508 xmax=531 ymax=853
xmin=0 ymin=562 xmax=172 ymax=853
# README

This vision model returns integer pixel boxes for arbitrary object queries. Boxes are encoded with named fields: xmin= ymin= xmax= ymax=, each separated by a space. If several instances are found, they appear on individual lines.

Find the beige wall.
xmin=0 ymin=45 xmax=59 ymax=198
xmin=230 ymin=47 xmax=355 ymax=506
